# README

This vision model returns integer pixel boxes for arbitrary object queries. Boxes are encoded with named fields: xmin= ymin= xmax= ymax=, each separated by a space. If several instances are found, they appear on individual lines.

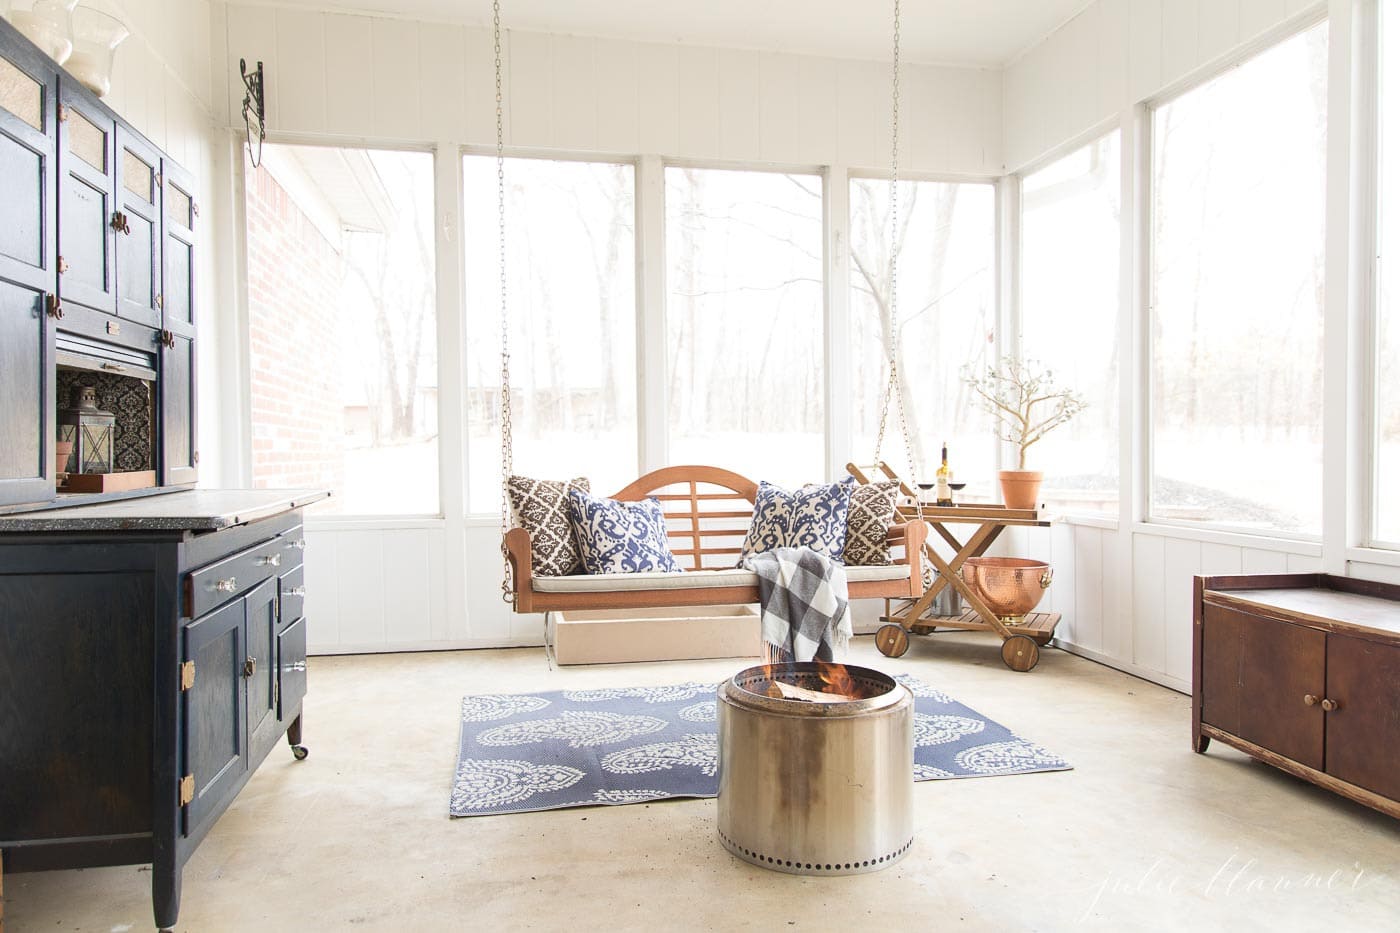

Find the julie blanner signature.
xmin=1078 ymin=853 xmax=1380 ymax=922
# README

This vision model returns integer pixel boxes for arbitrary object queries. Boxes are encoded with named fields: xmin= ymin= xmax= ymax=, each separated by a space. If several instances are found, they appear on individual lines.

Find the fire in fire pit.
xmin=716 ymin=662 xmax=914 ymax=875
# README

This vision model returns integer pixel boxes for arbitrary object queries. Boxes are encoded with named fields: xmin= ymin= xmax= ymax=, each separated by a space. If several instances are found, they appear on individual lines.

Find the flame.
xmin=815 ymin=659 xmax=858 ymax=698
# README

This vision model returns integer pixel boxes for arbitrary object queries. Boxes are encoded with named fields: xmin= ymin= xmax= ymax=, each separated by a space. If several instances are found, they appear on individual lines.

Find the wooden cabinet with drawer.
xmin=1194 ymin=573 xmax=1400 ymax=819
xmin=0 ymin=497 xmax=318 ymax=931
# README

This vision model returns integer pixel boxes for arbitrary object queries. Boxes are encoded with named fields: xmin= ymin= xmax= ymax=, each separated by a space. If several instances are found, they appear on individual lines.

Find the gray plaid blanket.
xmin=741 ymin=547 xmax=853 ymax=662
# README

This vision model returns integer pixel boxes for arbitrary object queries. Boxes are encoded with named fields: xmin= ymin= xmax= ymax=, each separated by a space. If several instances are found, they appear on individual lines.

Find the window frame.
xmin=1141 ymin=15 xmax=1332 ymax=543
xmin=1367 ymin=0 xmax=1398 ymax=552
xmin=241 ymin=136 xmax=445 ymax=522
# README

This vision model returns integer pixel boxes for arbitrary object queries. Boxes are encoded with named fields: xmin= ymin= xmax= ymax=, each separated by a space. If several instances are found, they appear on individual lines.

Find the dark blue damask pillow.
xmin=739 ymin=479 xmax=853 ymax=564
xmin=567 ymin=490 xmax=684 ymax=575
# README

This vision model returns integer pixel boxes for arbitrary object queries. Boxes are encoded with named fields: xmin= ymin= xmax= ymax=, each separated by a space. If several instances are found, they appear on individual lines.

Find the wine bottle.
xmin=935 ymin=442 xmax=953 ymax=506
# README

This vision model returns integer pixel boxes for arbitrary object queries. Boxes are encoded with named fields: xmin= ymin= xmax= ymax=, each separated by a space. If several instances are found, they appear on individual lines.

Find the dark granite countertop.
xmin=0 ymin=489 xmax=331 ymax=532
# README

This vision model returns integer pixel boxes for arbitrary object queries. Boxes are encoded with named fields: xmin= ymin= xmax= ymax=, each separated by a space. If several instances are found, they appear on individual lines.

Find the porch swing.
xmin=496 ymin=0 xmax=927 ymax=614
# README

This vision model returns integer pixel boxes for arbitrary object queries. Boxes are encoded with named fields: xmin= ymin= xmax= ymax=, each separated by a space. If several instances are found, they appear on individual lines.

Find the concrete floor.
xmin=6 ymin=633 xmax=1399 ymax=932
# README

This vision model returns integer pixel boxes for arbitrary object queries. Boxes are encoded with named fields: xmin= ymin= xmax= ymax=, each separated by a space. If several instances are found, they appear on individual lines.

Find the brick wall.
xmin=245 ymin=164 xmax=346 ymax=508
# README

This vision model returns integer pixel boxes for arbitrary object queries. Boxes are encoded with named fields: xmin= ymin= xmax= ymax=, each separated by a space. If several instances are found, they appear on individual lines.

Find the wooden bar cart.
xmin=849 ymin=464 xmax=1061 ymax=672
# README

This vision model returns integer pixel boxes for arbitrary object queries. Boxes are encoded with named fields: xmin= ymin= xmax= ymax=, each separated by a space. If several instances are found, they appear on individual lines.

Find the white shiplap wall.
xmin=212 ymin=3 xmax=1006 ymax=656
xmin=996 ymin=0 xmax=1381 ymax=694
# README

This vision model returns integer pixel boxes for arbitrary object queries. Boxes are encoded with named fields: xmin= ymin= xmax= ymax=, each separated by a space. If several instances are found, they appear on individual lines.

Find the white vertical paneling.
xmin=1200 ymin=542 xmax=1243 ymax=575
xmin=303 ymin=529 xmax=340 ymax=650
xmin=274 ymin=9 xmax=326 ymax=135
xmin=225 ymin=5 xmax=278 ymax=132
xmin=1127 ymin=0 xmax=1164 ymax=105
xmin=1045 ymin=523 xmax=1077 ymax=636
xmin=1287 ymin=552 xmax=1324 ymax=573
xmin=1098 ymin=0 xmax=1131 ymax=115
xmin=426 ymin=527 xmax=449 ymax=641
xmin=333 ymin=532 xmax=388 ymax=647
xmin=1060 ymin=3 xmax=1100 ymax=143
xmin=379 ymin=530 xmax=433 ymax=644
xmin=550 ymin=35 xmax=598 ymax=151
xmin=370 ymin=18 xmax=422 ymax=140
xmin=1161 ymin=538 xmax=1201 ymax=683
xmin=1132 ymin=534 xmax=1166 ymax=673
xmin=637 ymin=43 xmax=680 ymax=156
xmin=796 ymin=57 xmax=838 ymax=164
xmin=676 ymin=46 xmax=721 ymax=160
xmin=758 ymin=53 xmax=801 ymax=165
xmin=1350 ymin=561 xmax=1400 ymax=586
xmin=1072 ymin=527 xmax=1105 ymax=652
xmin=594 ymin=38 xmax=640 ymax=153
xmin=322 ymin=15 xmax=373 ymax=138
xmin=1198 ymin=0 xmax=1243 ymax=65
xmin=1240 ymin=0 xmax=1291 ymax=39
xmin=463 ymin=26 xmax=501 ymax=144
xmin=508 ymin=29 xmax=552 ymax=147
xmin=835 ymin=59 xmax=879 ymax=169
xmin=1241 ymin=547 xmax=1290 ymax=573
xmin=419 ymin=23 xmax=468 ymax=142
xmin=717 ymin=49 xmax=760 ymax=162
xmin=1160 ymin=0 xmax=1200 ymax=87
xmin=1100 ymin=529 xmax=1130 ymax=660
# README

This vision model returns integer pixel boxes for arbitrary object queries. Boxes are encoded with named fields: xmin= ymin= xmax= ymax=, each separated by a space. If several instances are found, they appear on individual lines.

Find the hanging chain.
xmin=872 ymin=0 xmax=919 ymax=483
xmin=495 ymin=0 xmax=515 ymax=603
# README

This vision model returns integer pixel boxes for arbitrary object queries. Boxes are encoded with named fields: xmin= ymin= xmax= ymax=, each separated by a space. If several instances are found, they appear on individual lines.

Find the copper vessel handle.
xmin=1039 ymin=568 xmax=1054 ymax=588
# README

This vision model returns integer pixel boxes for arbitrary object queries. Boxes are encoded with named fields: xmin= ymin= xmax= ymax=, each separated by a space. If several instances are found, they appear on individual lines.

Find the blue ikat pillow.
xmin=567 ymin=489 xmax=684 ymax=575
xmin=739 ymin=478 xmax=853 ymax=564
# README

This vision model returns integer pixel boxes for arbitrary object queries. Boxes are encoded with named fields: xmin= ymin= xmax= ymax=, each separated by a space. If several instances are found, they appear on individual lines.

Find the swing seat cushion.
xmin=534 ymin=563 xmax=912 ymax=593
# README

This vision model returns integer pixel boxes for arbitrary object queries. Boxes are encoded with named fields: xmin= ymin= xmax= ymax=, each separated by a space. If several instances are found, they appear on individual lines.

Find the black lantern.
xmin=58 ymin=386 xmax=116 ymax=475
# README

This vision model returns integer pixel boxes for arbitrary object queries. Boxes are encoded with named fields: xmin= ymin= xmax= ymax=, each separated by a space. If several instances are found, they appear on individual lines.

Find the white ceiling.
xmin=257 ymin=0 xmax=1091 ymax=67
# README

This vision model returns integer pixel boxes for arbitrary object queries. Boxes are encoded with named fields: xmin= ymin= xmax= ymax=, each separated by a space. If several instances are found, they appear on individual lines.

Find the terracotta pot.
xmin=998 ymin=470 xmax=1043 ymax=510
xmin=55 ymin=439 xmax=75 ymax=476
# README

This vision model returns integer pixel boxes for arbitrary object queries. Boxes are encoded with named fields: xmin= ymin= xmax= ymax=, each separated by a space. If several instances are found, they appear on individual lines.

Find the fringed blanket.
xmin=741 ymin=547 xmax=853 ymax=663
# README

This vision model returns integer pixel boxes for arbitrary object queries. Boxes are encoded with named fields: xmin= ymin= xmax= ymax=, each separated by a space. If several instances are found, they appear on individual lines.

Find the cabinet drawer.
xmin=277 ymin=616 xmax=307 ymax=722
xmin=278 ymin=563 xmax=305 ymax=626
xmin=186 ymin=535 xmax=288 ymax=618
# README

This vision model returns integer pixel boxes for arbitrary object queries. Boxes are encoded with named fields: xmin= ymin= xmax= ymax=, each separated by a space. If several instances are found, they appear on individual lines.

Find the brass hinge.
xmin=273 ymin=677 xmax=279 ymax=708
xmin=192 ymin=200 xmax=200 ymax=217
xmin=193 ymin=451 xmax=200 ymax=465
xmin=180 ymin=660 xmax=196 ymax=690
xmin=179 ymin=774 xmax=195 ymax=806
xmin=155 ymin=171 xmax=163 ymax=188
xmin=155 ymin=293 xmax=163 ymax=310
xmin=58 ymin=104 xmax=68 ymax=122
xmin=57 ymin=255 xmax=68 ymax=274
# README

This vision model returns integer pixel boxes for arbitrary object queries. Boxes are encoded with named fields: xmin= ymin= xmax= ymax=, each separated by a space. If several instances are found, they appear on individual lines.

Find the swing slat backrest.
xmin=611 ymin=465 xmax=759 ymax=571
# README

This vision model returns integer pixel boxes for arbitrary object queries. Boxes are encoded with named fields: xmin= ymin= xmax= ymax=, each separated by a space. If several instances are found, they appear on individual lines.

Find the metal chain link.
xmin=495 ymin=0 xmax=515 ymax=603
xmin=872 ymin=0 xmax=919 ymax=482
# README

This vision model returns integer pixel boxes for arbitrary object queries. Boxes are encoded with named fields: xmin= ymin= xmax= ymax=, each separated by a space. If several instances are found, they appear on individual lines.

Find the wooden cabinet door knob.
xmin=1303 ymin=694 xmax=1319 ymax=706
xmin=1320 ymin=698 xmax=1340 ymax=712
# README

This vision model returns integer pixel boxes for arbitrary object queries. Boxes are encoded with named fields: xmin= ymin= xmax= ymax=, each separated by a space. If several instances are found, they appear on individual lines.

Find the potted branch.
xmin=963 ymin=357 xmax=1087 ymax=510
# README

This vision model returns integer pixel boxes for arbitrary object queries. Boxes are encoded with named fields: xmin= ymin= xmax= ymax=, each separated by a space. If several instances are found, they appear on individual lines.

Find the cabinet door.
xmin=57 ymin=82 xmax=117 ymax=314
xmin=245 ymin=577 xmax=280 ymax=757
xmin=182 ymin=598 xmax=247 ymax=837
xmin=114 ymin=127 xmax=161 ymax=327
xmin=159 ymin=157 xmax=197 ymax=485
xmin=1324 ymin=635 xmax=1400 ymax=801
xmin=1202 ymin=603 xmax=1326 ymax=769
xmin=277 ymin=616 xmax=308 ymax=724
xmin=0 ymin=43 xmax=57 ymax=507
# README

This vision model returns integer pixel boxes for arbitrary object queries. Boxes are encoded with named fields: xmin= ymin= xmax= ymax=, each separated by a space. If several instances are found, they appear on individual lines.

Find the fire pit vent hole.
xmin=717 ymin=829 xmax=913 ymax=875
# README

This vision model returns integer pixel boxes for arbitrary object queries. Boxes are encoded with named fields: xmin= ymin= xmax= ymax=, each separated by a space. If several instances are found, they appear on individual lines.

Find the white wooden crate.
xmin=546 ymin=604 xmax=761 ymax=665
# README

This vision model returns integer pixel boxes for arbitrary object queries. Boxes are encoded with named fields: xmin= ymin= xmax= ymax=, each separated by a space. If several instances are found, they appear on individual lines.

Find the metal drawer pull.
xmin=214 ymin=577 xmax=237 ymax=592
xmin=243 ymin=656 xmax=256 ymax=677
xmin=100 ymin=362 xmax=127 ymax=373
xmin=288 ymin=661 xmax=307 ymax=673
xmin=1303 ymin=694 xmax=1318 ymax=706
xmin=286 ymin=539 xmax=307 ymax=550
xmin=258 ymin=553 xmax=282 ymax=567
xmin=1320 ymin=698 xmax=1340 ymax=712
xmin=285 ymin=586 xmax=307 ymax=598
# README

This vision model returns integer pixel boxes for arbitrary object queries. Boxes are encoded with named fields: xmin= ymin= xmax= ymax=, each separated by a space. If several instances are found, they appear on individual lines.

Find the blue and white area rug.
xmin=450 ymin=675 xmax=1070 ymax=817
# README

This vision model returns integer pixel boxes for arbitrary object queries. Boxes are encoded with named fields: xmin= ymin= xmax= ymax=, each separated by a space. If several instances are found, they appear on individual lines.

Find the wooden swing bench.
xmin=505 ymin=465 xmax=927 ymax=613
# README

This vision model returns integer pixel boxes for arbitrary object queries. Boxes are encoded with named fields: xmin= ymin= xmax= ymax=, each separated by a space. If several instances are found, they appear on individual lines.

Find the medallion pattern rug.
xmin=450 ymin=675 xmax=1070 ymax=817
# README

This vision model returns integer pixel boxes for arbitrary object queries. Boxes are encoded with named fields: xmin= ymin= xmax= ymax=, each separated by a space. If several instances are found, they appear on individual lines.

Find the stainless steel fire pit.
xmin=716 ymin=663 xmax=914 ymax=876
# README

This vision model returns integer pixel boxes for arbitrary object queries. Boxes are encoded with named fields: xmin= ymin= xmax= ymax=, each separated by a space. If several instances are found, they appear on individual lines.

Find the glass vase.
xmin=4 ymin=1 xmax=78 ymax=66
xmin=67 ymin=6 xmax=127 ymax=98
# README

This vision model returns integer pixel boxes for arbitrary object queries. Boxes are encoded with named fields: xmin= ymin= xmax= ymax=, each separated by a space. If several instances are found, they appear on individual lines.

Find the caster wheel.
xmin=876 ymin=623 xmax=910 ymax=658
xmin=1001 ymin=634 xmax=1039 ymax=672
xmin=291 ymin=745 xmax=309 ymax=761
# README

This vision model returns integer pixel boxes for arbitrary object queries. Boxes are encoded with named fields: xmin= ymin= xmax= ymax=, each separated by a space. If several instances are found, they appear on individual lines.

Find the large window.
xmin=465 ymin=156 xmax=638 ymax=510
xmin=1150 ymin=21 xmax=1329 ymax=536
xmin=849 ymin=178 xmax=996 ymax=495
xmin=247 ymin=145 xmax=438 ymax=516
xmin=1377 ymin=4 xmax=1400 ymax=546
xmin=665 ymin=166 xmax=824 ymax=485
xmin=1020 ymin=132 xmax=1122 ymax=516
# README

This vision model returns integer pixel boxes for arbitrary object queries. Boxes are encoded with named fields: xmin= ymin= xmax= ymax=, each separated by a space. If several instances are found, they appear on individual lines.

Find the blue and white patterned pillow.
xmin=567 ymin=490 xmax=684 ymax=575
xmin=740 ymin=479 xmax=853 ymax=564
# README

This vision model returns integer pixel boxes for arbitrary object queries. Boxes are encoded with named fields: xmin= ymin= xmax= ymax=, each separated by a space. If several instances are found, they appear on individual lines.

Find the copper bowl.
xmin=959 ymin=557 xmax=1053 ymax=624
